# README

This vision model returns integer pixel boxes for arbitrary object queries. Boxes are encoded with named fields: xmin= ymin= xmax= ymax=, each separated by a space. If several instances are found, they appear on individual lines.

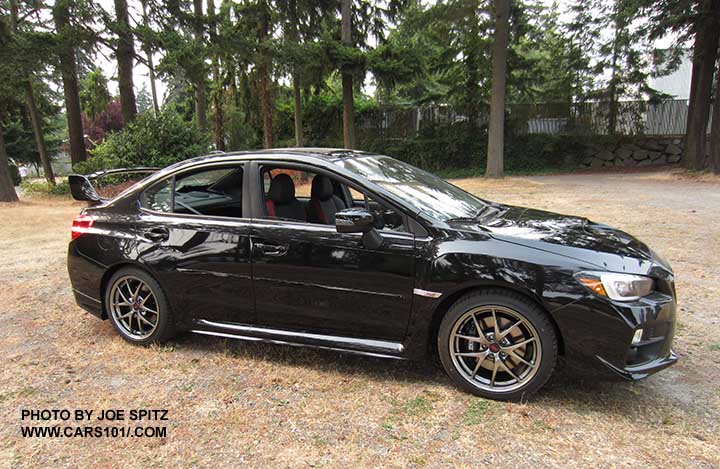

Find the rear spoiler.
xmin=68 ymin=167 xmax=159 ymax=205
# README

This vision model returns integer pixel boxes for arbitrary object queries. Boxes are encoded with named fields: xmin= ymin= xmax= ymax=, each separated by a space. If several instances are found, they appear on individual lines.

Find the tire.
xmin=104 ymin=267 xmax=175 ymax=344
xmin=438 ymin=289 xmax=558 ymax=401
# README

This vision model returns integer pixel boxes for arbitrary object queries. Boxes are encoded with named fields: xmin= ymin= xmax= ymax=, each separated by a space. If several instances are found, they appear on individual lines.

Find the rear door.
xmin=136 ymin=163 xmax=254 ymax=325
xmin=248 ymin=161 xmax=416 ymax=341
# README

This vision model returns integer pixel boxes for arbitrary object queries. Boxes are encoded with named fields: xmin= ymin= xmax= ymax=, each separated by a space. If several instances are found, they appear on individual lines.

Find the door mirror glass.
xmin=335 ymin=208 xmax=375 ymax=233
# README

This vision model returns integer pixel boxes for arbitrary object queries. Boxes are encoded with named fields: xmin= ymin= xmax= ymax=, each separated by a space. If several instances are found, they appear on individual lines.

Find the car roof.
xmin=177 ymin=147 xmax=373 ymax=165
xmin=123 ymin=147 xmax=383 ymax=199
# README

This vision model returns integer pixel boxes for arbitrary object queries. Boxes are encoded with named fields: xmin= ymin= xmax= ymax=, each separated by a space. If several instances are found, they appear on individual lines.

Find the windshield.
xmin=336 ymin=154 xmax=489 ymax=221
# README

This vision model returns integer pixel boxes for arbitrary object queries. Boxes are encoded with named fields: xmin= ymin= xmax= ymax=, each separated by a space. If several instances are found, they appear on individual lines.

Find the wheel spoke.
xmin=118 ymin=310 xmax=133 ymax=319
xmin=142 ymin=305 xmax=158 ymax=315
xmin=490 ymin=358 xmax=500 ymax=386
xmin=497 ymin=320 xmax=522 ymax=341
xmin=504 ymin=337 xmax=536 ymax=352
xmin=471 ymin=314 xmax=486 ymax=339
xmin=137 ymin=313 xmax=154 ymax=327
xmin=132 ymin=281 xmax=143 ymax=299
xmin=454 ymin=351 xmax=486 ymax=358
xmin=491 ymin=309 xmax=501 ymax=338
xmin=123 ymin=280 xmax=134 ymax=299
xmin=455 ymin=334 xmax=487 ymax=343
xmin=499 ymin=358 xmax=520 ymax=383
xmin=139 ymin=292 xmax=154 ymax=307
xmin=471 ymin=354 xmax=488 ymax=379
xmin=117 ymin=288 xmax=131 ymax=305
xmin=123 ymin=312 xmax=133 ymax=332
xmin=509 ymin=350 xmax=535 ymax=368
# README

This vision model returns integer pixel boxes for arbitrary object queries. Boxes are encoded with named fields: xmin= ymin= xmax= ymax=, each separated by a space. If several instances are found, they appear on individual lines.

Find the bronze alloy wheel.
xmin=108 ymin=275 xmax=160 ymax=340
xmin=105 ymin=268 xmax=174 ymax=344
xmin=438 ymin=290 xmax=558 ymax=400
xmin=449 ymin=305 xmax=542 ymax=393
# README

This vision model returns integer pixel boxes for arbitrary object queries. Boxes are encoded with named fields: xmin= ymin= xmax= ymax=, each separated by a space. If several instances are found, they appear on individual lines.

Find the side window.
xmin=141 ymin=166 xmax=244 ymax=218
xmin=261 ymin=165 xmax=406 ymax=232
xmin=261 ymin=168 xmax=313 ymax=223
xmin=142 ymin=178 xmax=173 ymax=213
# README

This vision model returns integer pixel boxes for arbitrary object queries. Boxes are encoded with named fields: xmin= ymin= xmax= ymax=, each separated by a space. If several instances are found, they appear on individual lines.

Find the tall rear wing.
xmin=68 ymin=167 xmax=159 ymax=205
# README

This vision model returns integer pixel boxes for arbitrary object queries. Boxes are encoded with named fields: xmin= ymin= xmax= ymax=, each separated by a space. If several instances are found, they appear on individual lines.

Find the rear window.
xmin=141 ymin=165 xmax=245 ymax=218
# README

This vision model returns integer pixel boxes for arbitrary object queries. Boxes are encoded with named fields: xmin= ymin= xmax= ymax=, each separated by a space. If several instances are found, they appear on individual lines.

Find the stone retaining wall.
xmin=581 ymin=137 xmax=684 ymax=168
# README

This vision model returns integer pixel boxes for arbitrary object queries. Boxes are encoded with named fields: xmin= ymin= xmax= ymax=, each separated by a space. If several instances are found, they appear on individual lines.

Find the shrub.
xmin=75 ymin=110 xmax=211 ymax=174
xmin=20 ymin=180 xmax=70 ymax=196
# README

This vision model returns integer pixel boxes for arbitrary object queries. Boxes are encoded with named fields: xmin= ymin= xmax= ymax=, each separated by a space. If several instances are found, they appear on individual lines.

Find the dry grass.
xmin=1 ymin=171 xmax=719 ymax=468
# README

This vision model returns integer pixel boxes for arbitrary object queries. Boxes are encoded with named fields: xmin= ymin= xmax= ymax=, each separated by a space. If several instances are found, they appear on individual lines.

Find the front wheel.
xmin=105 ymin=267 xmax=175 ymax=344
xmin=438 ymin=290 xmax=558 ymax=400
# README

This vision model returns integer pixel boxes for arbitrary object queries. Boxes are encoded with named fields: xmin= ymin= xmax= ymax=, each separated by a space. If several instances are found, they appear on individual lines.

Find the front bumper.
xmin=597 ymin=350 xmax=678 ymax=381
xmin=552 ymin=288 xmax=678 ymax=379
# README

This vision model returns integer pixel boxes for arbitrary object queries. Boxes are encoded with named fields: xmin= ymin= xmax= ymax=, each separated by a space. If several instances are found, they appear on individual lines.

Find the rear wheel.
xmin=105 ymin=268 xmax=174 ymax=344
xmin=438 ymin=290 xmax=557 ymax=400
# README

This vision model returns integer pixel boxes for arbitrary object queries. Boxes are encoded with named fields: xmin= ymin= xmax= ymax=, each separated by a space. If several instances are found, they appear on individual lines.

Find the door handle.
xmin=144 ymin=227 xmax=169 ymax=242
xmin=254 ymin=242 xmax=289 ymax=257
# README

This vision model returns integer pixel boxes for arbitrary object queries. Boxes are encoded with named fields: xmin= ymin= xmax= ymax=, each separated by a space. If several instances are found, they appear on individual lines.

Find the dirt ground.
xmin=1 ymin=169 xmax=719 ymax=468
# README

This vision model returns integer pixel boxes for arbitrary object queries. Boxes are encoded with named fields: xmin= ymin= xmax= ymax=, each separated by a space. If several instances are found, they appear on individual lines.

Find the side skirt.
xmin=190 ymin=319 xmax=407 ymax=360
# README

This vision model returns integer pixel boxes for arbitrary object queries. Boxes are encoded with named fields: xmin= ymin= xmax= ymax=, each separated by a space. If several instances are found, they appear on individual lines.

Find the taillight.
xmin=71 ymin=214 xmax=95 ymax=240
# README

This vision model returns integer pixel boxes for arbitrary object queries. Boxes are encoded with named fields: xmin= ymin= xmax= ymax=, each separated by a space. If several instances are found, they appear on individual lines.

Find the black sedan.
xmin=67 ymin=148 xmax=677 ymax=400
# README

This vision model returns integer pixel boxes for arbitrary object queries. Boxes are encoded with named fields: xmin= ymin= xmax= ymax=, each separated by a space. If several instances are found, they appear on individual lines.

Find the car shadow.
xmin=172 ymin=332 xmax=671 ymax=419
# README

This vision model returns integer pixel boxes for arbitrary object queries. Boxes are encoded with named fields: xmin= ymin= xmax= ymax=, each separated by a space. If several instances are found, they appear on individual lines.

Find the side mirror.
xmin=335 ymin=208 xmax=375 ymax=233
xmin=336 ymin=208 xmax=384 ymax=249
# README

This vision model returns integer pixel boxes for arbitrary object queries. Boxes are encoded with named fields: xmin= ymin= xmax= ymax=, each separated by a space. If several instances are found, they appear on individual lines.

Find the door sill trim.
xmin=192 ymin=319 xmax=405 ymax=358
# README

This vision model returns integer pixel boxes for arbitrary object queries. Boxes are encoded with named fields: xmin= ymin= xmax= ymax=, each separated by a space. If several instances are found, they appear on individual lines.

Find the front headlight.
xmin=575 ymin=271 xmax=655 ymax=301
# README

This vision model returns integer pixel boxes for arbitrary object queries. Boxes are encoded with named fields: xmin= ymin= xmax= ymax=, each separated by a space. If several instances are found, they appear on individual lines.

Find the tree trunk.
xmin=607 ymin=13 xmax=622 ymax=135
xmin=259 ymin=1 xmax=273 ymax=148
xmin=485 ymin=0 xmax=509 ymax=179
xmin=25 ymin=82 xmax=55 ymax=185
xmin=341 ymin=0 xmax=356 ymax=149
xmin=207 ymin=0 xmax=224 ymax=151
xmin=54 ymin=0 xmax=87 ymax=166
xmin=684 ymin=0 xmax=720 ymax=170
xmin=114 ymin=0 xmax=137 ymax=124
xmin=0 ymin=124 xmax=19 ymax=202
xmin=710 ymin=62 xmax=720 ymax=173
xmin=193 ymin=0 xmax=208 ymax=131
xmin=289 ymin=0 xmax=304 ymax=147
xmin=9 ymin=0 xmax=54 ymax=185
xmin=292 ymin=73 xmax=304 ymax=147
xmin=140 ymin=0 xmax=160 ymax=114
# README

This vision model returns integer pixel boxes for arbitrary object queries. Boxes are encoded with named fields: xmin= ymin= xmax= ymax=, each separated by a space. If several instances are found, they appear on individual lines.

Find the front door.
xmin=249 ymin=163 xmax=416 ymax=341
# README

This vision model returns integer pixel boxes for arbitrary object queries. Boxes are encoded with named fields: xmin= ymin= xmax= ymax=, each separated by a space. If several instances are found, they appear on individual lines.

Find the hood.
xmin=448 ymin=205 xmax=669 ymax=275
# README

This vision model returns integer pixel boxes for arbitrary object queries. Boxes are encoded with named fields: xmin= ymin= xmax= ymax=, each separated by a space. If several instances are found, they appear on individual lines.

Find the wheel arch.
xmin=426 ymin=283 xmax=565 ymax=357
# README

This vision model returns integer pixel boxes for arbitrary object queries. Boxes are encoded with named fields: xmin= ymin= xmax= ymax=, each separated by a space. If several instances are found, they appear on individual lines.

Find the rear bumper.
xmin=72 ymin=288 xmax=105 ymax=319
xmin=68 ymin=241 xmax=106 ymax=319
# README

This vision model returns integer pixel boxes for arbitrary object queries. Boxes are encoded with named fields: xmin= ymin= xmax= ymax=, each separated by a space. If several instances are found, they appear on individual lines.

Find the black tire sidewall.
xmin=438 ymin=290 xmax=558 ymax=401
xmin=104 ymin=268 xmax=173 ymax=344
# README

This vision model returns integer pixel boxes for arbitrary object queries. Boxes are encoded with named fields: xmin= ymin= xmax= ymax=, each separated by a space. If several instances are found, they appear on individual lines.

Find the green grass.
xmin=399 ymin=397 xmax=433 ymax=417
xmin=533 ymin=419 xmax=554 ymax=431
xmin=463 ymin=399 xmax=492 ymax=425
